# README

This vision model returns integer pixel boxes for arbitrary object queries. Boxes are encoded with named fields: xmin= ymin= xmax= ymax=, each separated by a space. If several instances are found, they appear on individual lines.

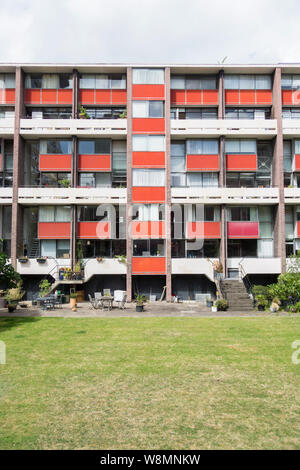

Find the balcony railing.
xmin=171 ymin=187 xmax=279 ymax=203
xmin=171 ymin=119 xmax=277 ymax=136
xmin=19 ymin=118 xmax=127 ymax=136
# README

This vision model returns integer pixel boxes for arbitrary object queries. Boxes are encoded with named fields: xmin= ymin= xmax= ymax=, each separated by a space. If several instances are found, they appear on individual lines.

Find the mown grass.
xmin=0 ymin=316 xmax=300 ymax=449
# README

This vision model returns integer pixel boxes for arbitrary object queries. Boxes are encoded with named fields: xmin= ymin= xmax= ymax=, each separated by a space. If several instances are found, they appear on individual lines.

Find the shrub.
xmin=268 ymin=273 xmax=300 ymax=303
xmin=5 ymin=281 xmax=25 ymax=304
xmin=39 ymin=279 xmax=51 ymax=297
xmin=286 ymin=301 xmax=300 ymax=313
xmin=215 ymin=299 xmax=228 ymax=311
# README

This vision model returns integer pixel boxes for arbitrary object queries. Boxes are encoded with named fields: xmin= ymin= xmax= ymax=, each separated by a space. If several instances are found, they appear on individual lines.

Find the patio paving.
xmin=0 ymin=301 xmax=297 ymax=317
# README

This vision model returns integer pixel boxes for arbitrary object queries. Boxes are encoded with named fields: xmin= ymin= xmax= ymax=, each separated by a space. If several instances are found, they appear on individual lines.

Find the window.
xmin=187 ymin=240 xmax=220 ymax=258
xmin=78 ymin=206 xmax=109 ymax=221
xmin=133 ymin=204 xmax=165 ymax=221
xmin=132 ymin=101 xmax=164 ymax=118
xmin=28 ymin=107 xmax=72 ymax=119
xmin=186 ymin=172 xmax=218 ymax=187
xmin=0 ymin=74 xmax=15 ymax=89
xmin=282 ymin=75 xmax=300 ymax=90
xmin=282 ymin=108 xmax=300 ymax=119
xmin=132 ymin=169 xmax=165 ymax=186
xmin=41 ymin=240 xmax=70 ymax=258
xmin=228 ymin=240 xmax=257 ymax=257
xmin=225 ymin=139 xmax=256 ymax=153
xmin=132 ymin=69 xmax=164 ymax=84
xmin=79 ymin=74 xmax=126 ymax=89
xmin=40 ymin=172 xmax=71 ymax=187
xmin=78 ymin=139 xmax=111 ymax=154
xmin=133 ymin=239 xmax=165 ymax=256
xmin=132 ymin=135 xmax=165 ymax=152
xmin=224 ymin=75 xmax=272 ymax=90
xmin=186 ymin=139 xmax=219 ymax=154
xmin=258 ymin=207 xmax=273 ymax=238
xmin=39 ymin=206 xmax=71 ymax=222
xmin=78 ymin=172 xmax=112 ymax=188
xmin=25 ymin=74 xmax=72 ymax=89
xmin=83 ymin=107 xmax=126 ymax=119
xmin=229 ymin=207 xmax=257 ymax=221
xmin=171 ymin=75 xmax=217 ymax=89
xmin=225 ymin=108 xmax=271 ymax=120
xmin=40 ymin=140 xmax=72 ymax=155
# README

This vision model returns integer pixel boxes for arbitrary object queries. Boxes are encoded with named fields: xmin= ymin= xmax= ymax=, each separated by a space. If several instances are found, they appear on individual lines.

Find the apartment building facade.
xmin=0 ymin=63 xmax=299 ymax=300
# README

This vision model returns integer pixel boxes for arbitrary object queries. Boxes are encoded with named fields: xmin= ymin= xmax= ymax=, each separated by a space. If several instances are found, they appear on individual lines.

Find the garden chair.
xmin=88 ymin=294 xmax=97 ymax=310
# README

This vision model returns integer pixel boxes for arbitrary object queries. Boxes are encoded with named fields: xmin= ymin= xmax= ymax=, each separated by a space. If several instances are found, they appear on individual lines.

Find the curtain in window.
xmin=25 ymin=74 xmax=31 ymax=88
xmin=295 ymin=140 xmax=300 ymax=154
xmin=282 ymin=75 xmax=292 ymax=88
xmin=80 ymin=75 xmax=95 ymax=89
xmin=239 ymin=75 xmax=255 ymax=90
xmin=39 ymin=206 xmax=55 ymax=222
xmin=202 ymin=172 xmax=218 ymax=187
xmin=95 ymin=173 xmax=111 ymax=187
xmin=171 ymin=76 xmax=185 ymax=89
xmin=186 ymin=77 xmax=201 ymax=90
xmin=256 ymin=75 xmax=272 ymax=89
xmin=187 ymin=140 xmax=218 ymax=154
xmin=136 ymin=204 xmax=160 ymax=221
xmin=258 ymin=239 xmax=273 ymax=257
xmin=250 ymin=207 xmax=257 ymax=221
xmin=41 ymin=240 xmax=56 ymax=257
xmin=171 ymin=142 xmax=185 ymax=156
xmin=132 ymin=135 xmax=165 ymax=152
xmin=0 ymin=75 xmax=4 ymax=89
xmin=171 ymin=156 xmax=185 ymax=172
xmin=56 ymin=206 xmax=71 ymax=222
xmin=171 ymin=173 xmax=186 ymax=187
xmin=225 ymin=139 xmax=256 ymax=153
xmin=132 ymin=69 xmax=164 ymax=84
xmin=132 ymin=101 xmax=148 ymax=118
xmin=95 ymin=75 xmax=109 ymax=89
xmin=224 ymin=75 xmax=239 ymax=89
xmin=132 ymin=169 xmax=165 ymax=186
xmin=200 ymin=77 xmax=216 ymax=89
xmin=187 ymin=172 xmax=203 ymax=187
xmin=3 ymin=74 xmax=15 ymax=88
xmin=42 ymin=74 xmax=59 ymax=89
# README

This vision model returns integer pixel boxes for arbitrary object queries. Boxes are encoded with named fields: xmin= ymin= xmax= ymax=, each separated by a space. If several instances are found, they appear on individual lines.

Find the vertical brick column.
xmin=272 ymin=67 xmax=286 ymax=273
xmin=71 ymin=205 xmax=77 ymax=270
xmin=11 ymin=67 xmax=25 ymax=268
xmin=218 ymin=69 xmax=224 ymax=119
xmin=126 ymin=67 xmax=133 ymax=301
xmin=218 ymin=70 xmax=226 ymax=276
xmin=165 ymin=68 xmax=172 ymax=301
xmin=72 ymin=69 xmax=79 ymax=119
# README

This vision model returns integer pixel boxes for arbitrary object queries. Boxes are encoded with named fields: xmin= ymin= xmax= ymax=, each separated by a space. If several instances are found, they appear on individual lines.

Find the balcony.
xmin=172 ymin=258 xmax=215 ymax=282
xmin=228 ymin=258 xmax=281 ymax=276
xmin=84 ymin=258 xmax=126 ymax=281
xmin=171 ymin=119 xmax=277 ymax=137
xmin=20 ymin=118 xmax=127 ymax=138
xmin=18 ymin=187 xmax=127 ymax=204
xmin=282 ymin=119 xmax=300 ymax=137
xmin=16 ymin=258 xmax=71 ymax=277
xmin=284 ymin=187 xmax=300 ymax=203
xmin=171 ymin=187 xmax=279 ymax=204
xmin=0 ymin=118 xmax=14 ymax=137
xmin=0 ymin=187 xmax=12 ymax=202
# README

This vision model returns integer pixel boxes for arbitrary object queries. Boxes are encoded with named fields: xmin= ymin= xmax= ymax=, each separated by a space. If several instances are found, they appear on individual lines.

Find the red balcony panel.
xmin=225 ymin=90 xmax=240 ymax=105
xmin=297 ymin=221 xmax=300 ymax=238
xmin=132 ymin=118 xmax=165 ymax=134
xmin=78 ymin=154 xmax=111 ymax=171
xmin=239 ymin=90 xmax=256 ymax=105
xmin=132 ymin=257 xmax=166 ymax=275
xmin=95 ymin=90 xmax=111 ymax=104
xmin=39 ymin=154 xmax=72 ymax=171
xmin=79 ymin=89 xmax=95 ymax=104
xmin=132 ymin=187 xmax=166 ymax=203
xmin=3 ymin=89 xmax=15 ymax=104
xmin=282 ymin=90 xmax=293 ymax=105
xmin=187 ymin=222 xmax=221 ymax=239
xmin=295 ymin=154 xmax=300 ymax=171
xmin=38 ymin=222 xmax=71 ymax=239
xmin=132 ymin=151 xmax=165 ymax=168
xmin=227 ymin=221 xmax=259 ymax=239
xmin=77 ymin=221 xmax=111 ymax=239
xmin=186 ymin=90 xmax=202 ymax=104
xmin=132 ymin=84 xmax=165 ymax=100
xmin=171 ymin=90 xmax=186 ymax=105
xmin=202 ymin=89 xmax=219 ymax=105
xmin=58 ymin=89 xmax=73 ymax=104
xmin=25 ymin=89 xmax=41 ymax=104
xmin=41 ymin=89 xmax=57 ymax=104
xmin=256 ymin=90 xmax=272 ymax=105
xmin=132 ymin=221 xmax=165 ymax=239
xmin=0 ymin=90 xmax=3 ymax=103
xmin=186 ymin=154 xmax=219 ymax=171
xmin=226 ymin=154 xmax=257 ymax=171
xmin=111 ymin=89 xmax=127 ymax=104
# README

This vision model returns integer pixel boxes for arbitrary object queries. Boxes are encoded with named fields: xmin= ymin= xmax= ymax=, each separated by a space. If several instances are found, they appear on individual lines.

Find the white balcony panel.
xmin=0 ymin=118 xmax=14 ymax=137
xmin=172 ymin=187 xmax=279 ymax=204
xmin=172 ymin=258 xmax=216 ymax=282
xmin=284 ymin=187 xmax=300 ymax=204
xmin=282 ymin=119 xmax=300 ymax=137
xmin=0 ymin=188 xmax=12 ymax=202
xmin=17 ymin=258 xmax=71 ymax=278
xmin=84 ymin=258 xmax=126 ymax=281
xmin=228 ymin=257 xmax=281 ymax=275
xmin=20 ymin=119 xmax=127 ymax=138
xmin=18 ymin=187 xmax=127 ymax=205
xmin=171 ymin=119 xmax=277 ymax=137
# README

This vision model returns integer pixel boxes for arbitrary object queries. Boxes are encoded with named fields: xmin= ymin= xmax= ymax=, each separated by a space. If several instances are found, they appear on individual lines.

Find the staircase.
xmin=29 ymin=239 xmax=40 ymax=258
xmin=221 ymin=279 xmax=253 ymax=311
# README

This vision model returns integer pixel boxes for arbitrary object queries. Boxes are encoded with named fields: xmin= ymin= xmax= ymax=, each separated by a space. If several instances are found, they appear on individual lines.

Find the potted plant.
xmin=270 ymin=297 xmax=281 ymax=313
xmin=206 ymin=296 xmax=213 ymax=308
xmin=4 ymin=282 xmax=25 ymax=313
xmin=60 ymin=178 xmax=71 ymax=188
xmin=135 ymin=294 xmax=146 ymax=312
xmin=256 ymin=295 xmax=268 ymax=311
xmin=18 ymin=256 xmax=29 ymax=264
xmin=96 ymin=257 xmax=103 ymax=263
xmin=39 ymin=279 xmax=51 ymax=298
xmin=115 ymin=255 xmax=126 ymax=264
xmin=119 ymin=110 xmax=127 ymax=119
xmin=79 ymin=105 xmax=90 ymax=119
xmin=70 ymin=292 xmax=77 ymax=309
xmin=37 ymin=257 xmax=47 ymax=264
xmin=215 ymin=299 xmax=228 ymax=311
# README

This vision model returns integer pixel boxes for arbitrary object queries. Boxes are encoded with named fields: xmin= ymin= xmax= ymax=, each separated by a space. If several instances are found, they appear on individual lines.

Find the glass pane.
xmin=239 ymin=75 xmax=255 ymax=89
xmin=224 ymin=75 xmax=239 ymax=89
xmin=80 ymin=75 xmax=95 ymax=89
xmin=95 ymin=139 xmax=111 ymax=154
xmin=41 ymin=240 xmax=56 ymax=257
xmin=171 ymin=142 xmax=185 ymax=156
xmin=132 ymin=69 xmax=164 ymax=84
xmin=149 ymin=101 xmax=164 ymax=118
xmin=132 ymin=101 xmax=148 ymax=118
xmin=171 ymin=156 xmax=185 ymax=172
xmin=148 ymin=136 xmax=165 ymax=151
xmin=95 ymin=75 xmax=109 ymax=89
xmin=256 ymin=75 xmax=272 ymax=89
xmin=171 ymin=76 xmax=185 ymax=89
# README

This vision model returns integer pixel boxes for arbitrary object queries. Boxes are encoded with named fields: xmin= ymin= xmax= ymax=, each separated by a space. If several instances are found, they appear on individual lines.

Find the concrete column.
xmin=126 ymin=67 xmax=133 ymax=301
xmin=71 ymin=205 xmax=77 ymax=270
xmin=165 ymin=67 xmax=172 ymax=301
xmin=220 ymin=204 xmax=227 ymax=278
xmin=272 ymin=67 xmax=286 ymax=273
xmin=72 ymin=69 xmax=79 ymax=119
xmin=11 ymin=67 xmax=25 ymax=268
xmin=72 ymin=135 xmax=78 ymax=187
xmin=218 ymin=69 xmax=224 ymax=119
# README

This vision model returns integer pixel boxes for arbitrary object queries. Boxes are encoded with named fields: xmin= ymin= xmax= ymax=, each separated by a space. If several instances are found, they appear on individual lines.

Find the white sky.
xmin=0 ymin=0 xmax=299 ymax=64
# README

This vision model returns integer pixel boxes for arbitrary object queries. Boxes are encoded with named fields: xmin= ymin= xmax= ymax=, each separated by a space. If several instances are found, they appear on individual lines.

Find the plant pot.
xmin=7 ymin=304 xmax=16 ymax=313
xmin=19 ymin=258 xmax=28 ymax=264
xmin=37 ymin=258 xmax=46 ymax=264
xmin=258 ymin=305 xmax=265 ymax=311
xmin=0 ymin=297 xmax=6 ymax=308
xmin=211 ymin=306 xmax=218 ymax=312
xmin=206 ymin=300 xmax=213 ymax=308
xmin=70 ymin=297 xmax=77 ymax=308
xmin=136 ymin=305 xmax=144 ymax=312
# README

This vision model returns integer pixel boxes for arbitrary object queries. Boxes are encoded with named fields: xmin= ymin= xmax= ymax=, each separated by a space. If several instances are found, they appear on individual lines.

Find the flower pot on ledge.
xmin=37 ymin=257 xmax=47 ymax=264
xmin=18 ymin=257 xmax=29 ymax=264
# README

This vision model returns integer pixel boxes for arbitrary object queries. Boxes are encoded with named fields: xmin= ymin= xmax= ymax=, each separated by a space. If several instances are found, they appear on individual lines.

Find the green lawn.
xmin=0 ymin=316 xmax=300 ymax=449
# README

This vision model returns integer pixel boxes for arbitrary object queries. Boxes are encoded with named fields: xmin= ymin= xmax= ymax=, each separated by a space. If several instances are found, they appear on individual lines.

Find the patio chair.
xmin=88 ymin=294 xmax=97 ymax=310
xmin=114 ymin=290 xmax=126 ymax=309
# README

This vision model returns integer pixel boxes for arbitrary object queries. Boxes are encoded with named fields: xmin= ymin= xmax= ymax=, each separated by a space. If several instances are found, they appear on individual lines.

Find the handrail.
xmin=238 ymin=259 xmax=253 ymax=293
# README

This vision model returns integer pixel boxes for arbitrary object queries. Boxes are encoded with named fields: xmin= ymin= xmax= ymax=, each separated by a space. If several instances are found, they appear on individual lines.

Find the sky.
xmin=0 ymin=0 xmax=299 ymax=64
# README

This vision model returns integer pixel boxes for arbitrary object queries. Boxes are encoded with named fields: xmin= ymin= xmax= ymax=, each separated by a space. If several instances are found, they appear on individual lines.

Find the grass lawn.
xmin=0 ymin=316 xmax=300 ymax=450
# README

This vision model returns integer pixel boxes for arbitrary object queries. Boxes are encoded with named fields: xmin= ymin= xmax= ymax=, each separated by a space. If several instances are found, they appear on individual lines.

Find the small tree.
xmin=0 ymin=240 xmax=21 ymax=288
